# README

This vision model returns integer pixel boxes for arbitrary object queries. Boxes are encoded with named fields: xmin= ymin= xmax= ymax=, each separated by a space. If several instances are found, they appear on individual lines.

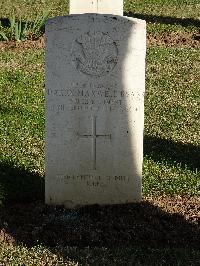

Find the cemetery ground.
xmin=0 ymin=0 xmax=199 ymax=265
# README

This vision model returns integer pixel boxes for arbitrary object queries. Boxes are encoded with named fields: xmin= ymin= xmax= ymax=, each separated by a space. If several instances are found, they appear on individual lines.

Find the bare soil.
xmin=0 ymin=32 xmax=199 ymax=51
xmin=148 ymin=32 xmax=200 ymax=48
xmin=0 ymin=196 xmax=199 ymax=248
xmin=0 ymin=36 xmax=45 ymax=51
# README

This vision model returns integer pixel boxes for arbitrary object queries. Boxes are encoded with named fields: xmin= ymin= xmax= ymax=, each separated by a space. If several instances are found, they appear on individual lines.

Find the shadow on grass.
xmin=2 ymin=14 xmax=200 ymax=29
xmin=0 ymin=18 xmax=10 ymax=27
xmin=0 ymin=145 xmax=199 ymax=263
xmin=0 ymin=161 xmax=44 ymax=204
xmin=0 ymin=161 xmax=199 ymax=250
xmin=0 ymin=198 xmax=199 ymax=265
xmin=0 ymin=18 xmax=32 ymax=32
xmin=144 ymin=135 xmax=200 ymax=171
xmin=124 ymin=12 xmax=200 ymax=28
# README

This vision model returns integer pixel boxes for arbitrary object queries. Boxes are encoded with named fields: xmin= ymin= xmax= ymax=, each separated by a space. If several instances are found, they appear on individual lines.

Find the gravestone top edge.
xmin=45 ymin=14 xmax=146 ymax=29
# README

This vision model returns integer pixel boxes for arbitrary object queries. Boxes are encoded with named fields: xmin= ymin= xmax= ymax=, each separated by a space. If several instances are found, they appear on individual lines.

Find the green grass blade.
xmin=32 ymin=10 xmax=50 ymax=36
xmin=32 ymin=13 xmax=40 ymax=33
xmin=9 ymin=15 xmax=15 ymax=39
xmin=22 ymin=21 xmax=29 ymax=40
xmin=15 ymin=22 xmax=19 ymax=41
xmin=19 ymin=18 xmax=22 ymax=40
xmin=9 ymin=15 xmax=15 ymax=31
xmin=0 ymin=31 xmax=8 ymax=41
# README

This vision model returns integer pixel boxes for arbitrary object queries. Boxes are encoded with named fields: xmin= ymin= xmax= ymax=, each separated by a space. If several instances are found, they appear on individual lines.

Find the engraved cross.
xmin=79 ymin=116 xmax=111 ymax=170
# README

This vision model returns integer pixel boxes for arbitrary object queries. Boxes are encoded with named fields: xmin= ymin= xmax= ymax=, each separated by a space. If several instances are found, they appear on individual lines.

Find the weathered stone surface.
xmin=45 ymin=14 xmax=146 ymax=208
xmin=70 ymin=0 xmax=123 ymax=16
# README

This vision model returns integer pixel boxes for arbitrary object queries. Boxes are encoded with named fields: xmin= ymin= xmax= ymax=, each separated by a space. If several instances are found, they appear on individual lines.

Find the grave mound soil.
xmin=0 ymin=32 xmax=199 ymax=51
xmin=0 ymin=196 xmax=199 ymax=248
xmin=148 ymin=32 xmax=200 ymax=48
xmin=0 ymin=36 xmax=45 ymax=50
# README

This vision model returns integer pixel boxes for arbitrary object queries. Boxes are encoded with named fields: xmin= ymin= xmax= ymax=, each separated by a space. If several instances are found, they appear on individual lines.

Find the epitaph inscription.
xmin=56 ymin=174 xmax=130 ymax=187
xmin=72 ymin=31 xmax=118 ymax=76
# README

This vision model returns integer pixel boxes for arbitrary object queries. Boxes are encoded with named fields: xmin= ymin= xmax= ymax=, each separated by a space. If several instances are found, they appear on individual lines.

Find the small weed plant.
xmin=0 ymin=10 xmax=49 ymax=41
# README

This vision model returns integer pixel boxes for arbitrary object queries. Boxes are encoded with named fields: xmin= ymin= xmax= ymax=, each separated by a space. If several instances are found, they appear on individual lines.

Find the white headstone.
xmin=70 ymin=0 xmax=123 ymax=16
xmin=45 ymin=14 xmax=146 ymax=208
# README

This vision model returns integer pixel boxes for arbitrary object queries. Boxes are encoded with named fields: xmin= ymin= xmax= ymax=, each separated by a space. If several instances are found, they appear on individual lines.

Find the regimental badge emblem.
xmin=72 ymin=31 xmax=118 ymax=77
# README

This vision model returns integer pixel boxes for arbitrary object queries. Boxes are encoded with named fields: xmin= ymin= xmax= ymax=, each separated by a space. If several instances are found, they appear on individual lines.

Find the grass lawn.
xmin=0 ymin=0 xmax=199 ymax=34
xmin=0 ymin=0 xmax=199 ymax=265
